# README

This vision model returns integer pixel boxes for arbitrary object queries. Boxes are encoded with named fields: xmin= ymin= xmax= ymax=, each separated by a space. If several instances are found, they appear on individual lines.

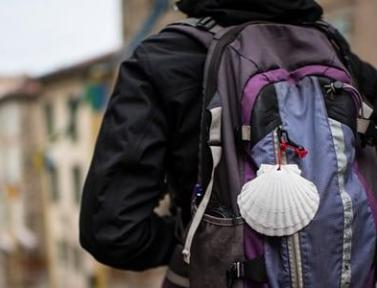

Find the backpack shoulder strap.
xmin=311 ymin=21 xmax=358 ymax=85
xmin=162 ymin=17 xmax=225 ymax=48
xmin=310 ymin=21 xmax=377 ymax=143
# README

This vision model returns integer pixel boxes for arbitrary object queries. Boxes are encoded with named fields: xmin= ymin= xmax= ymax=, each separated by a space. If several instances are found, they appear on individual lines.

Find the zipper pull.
xmin=324 ymin=81 xmax=344 ymax=99
xmin=324 ymin=81 xmax=363 ymax=117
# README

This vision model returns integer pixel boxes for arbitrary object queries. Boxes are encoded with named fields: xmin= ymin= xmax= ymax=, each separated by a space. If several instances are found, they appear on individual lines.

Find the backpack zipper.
xmin=287 ymin=234 xmax=304 ymax=288
xmin=275 ymin=128 xmax=304 ymax=288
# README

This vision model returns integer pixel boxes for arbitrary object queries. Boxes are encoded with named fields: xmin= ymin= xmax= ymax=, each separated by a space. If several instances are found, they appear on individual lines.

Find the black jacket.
xmin=80 ymin=1 xmax=377 ymax=271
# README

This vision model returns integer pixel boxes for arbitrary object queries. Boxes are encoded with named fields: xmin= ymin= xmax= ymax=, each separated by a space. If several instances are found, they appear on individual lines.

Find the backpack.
xmin=162 ymin=17 xmax=377 ymax=288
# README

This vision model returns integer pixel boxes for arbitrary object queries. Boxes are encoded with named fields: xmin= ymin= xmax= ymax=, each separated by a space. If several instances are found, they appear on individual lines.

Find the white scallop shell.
xmin=238 ymin=164 xmax=320 ymax=237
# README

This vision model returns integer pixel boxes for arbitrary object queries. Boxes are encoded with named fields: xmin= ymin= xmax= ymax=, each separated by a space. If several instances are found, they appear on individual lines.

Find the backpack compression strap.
xmin=182 ymin=107 xmax=223 ymax=264
xmin=171 ymin=16 xmax=224 ymax=35
xmin=163 ymin=17 xmax=225 ymax=49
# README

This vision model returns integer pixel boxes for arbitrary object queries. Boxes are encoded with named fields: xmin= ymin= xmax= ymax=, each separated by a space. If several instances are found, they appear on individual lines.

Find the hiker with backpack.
xmin=80 ymin=0 xmax=377 ymax=287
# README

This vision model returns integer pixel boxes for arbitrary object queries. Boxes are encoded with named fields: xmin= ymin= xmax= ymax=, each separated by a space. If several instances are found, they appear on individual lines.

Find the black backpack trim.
xmin=226 ymin=256 xmax=268 ymax=288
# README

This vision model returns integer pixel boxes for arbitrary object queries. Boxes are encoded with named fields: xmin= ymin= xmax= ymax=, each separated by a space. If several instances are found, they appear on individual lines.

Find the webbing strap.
xmin=168 ymin=17 xmax=224 ymax=35
xmin=356 ymin=88 xmax=377 ymax=146
xmin=171 ymin=18 xmax=202 ymax=28
xmin=226 ymin=256 xmax=268 ymax=288
xmin=183 ymin=107 xmax=222 ymax=264
xmin=358 ymin=101 xmax=375 ymax=133
xmin=182 ymin=145 xmax=222 ymax=264
xmin=197 ymin=17 xmax=224 ymax=35
xmin=313 ymin=21 xmax=356 ymax=79
xmin=242 ymin=125 xmax=251 ymax=141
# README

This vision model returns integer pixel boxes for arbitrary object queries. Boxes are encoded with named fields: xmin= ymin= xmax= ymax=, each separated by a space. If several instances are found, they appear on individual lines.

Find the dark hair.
xmin=176 ymin=0 xmax=323 ymax=26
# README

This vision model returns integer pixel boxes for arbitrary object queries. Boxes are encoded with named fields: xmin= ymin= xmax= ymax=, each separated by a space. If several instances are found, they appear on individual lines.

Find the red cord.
xmin=278 ymin=140 xmax=308 ymax=169
xmin=278 ymin=142 xmax=288 ymax=170
xmin=295 ymin=147 xmax=309 ymax=159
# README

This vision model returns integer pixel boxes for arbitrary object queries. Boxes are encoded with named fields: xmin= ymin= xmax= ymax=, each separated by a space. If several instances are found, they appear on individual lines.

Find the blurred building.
xmin=36 ymin=53 xmax=116 ymax=288
xmin=321 ymin=0 xmax=377 ymax=65
xmin=0 ymin=1 xmax=183 ymax=285
xmin=34 ymin=1 xmax=182 ymax=288
xmin=0 ymin=78 xmax=44 ymax=288
xmin=120 ymin=0 xmax=182 ymax=59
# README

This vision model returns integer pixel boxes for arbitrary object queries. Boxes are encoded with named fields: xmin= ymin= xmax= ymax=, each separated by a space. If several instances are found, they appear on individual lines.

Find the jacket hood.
xmin=176 ymin=0 xmax=323 ymax=26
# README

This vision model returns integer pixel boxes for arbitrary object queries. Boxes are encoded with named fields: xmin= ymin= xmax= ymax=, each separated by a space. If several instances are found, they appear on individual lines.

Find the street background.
xmin=0 ymin=0 xmax=376 ymax=287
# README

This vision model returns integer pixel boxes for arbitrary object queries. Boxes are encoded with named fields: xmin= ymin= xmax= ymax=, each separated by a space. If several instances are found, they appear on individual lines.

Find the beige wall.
xmin=122 ymin=0 xmax=153 ymax=41
xmin=122 ymin=0 xmax=183 ymax=41
xmin=0 ymin=98 xmax=45 ymax=287
xmin=40 ymin=78 xmax=97 ymax=288
xmin=352 ymin=0 xmax=377 ymax=65
xmin=321 ymin=0 xmax=377 ymax=66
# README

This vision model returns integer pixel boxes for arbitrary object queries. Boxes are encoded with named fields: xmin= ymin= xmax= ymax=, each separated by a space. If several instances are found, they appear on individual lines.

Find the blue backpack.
xmin=162 ymin=18 xmax=377 ymax=288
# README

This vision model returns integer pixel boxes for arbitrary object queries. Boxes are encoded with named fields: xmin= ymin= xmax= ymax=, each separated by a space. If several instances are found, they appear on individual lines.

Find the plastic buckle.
xmin=226 ymin=262 xmax=243 ymax=288
xmin=197 ymin=17 xmax=217 ymax=31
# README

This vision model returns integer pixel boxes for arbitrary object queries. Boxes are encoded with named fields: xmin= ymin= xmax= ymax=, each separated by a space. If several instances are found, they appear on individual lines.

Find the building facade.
xmin=0 ymin=78 xmax=44 ymax=288
xmin=37 ymin=55 xmax=116 ymax=288
xmin=321 ymin=0 xmax=377 ymax=65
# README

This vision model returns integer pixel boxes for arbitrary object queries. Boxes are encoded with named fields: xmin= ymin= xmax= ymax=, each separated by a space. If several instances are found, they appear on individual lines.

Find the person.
xmin=80 ymin=0 xmax=377 ymax=284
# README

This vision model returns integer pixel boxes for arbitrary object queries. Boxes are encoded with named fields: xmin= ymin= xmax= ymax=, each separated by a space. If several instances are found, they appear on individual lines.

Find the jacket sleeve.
xmin=79 ymin=44 xmax=176 ymax=271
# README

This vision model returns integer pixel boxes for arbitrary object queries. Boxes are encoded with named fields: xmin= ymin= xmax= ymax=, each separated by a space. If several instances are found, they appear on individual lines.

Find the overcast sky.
xmin=0 ymin=0 xmax=122 ymax=76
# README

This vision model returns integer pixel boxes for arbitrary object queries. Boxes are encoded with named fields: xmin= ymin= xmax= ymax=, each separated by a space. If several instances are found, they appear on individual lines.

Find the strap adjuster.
xmin=231 ymin=261 xmax=243 ymax=278
xmin=197 ymin=17 xmax=217 ymax=31
xmin=226 ymin=262 xmax=246 ymax=288
xmin=226 ymin=257 xmax=268 ymax=288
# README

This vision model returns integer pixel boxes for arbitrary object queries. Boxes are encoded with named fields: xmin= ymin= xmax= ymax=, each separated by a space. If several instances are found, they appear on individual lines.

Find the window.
xmin=48 ymin=165 xmax=60 ymax=202
xmin=58 ymin=240 xmax=69 ymax=264
xmin=73 ymin=247 xmax=82 ymax=270
xmin=85 ymin=84 xmax=108 ymax=112
xmin=72 ymin=165 xmax=82 ymax=204
xmin=44 ymin=103 xmax=55 ymax=139
xmin=67 ymin=97 xmax=80 ymax=142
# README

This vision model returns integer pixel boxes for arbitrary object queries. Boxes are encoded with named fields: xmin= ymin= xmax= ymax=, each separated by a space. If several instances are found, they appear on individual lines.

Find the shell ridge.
xmin=238 ymin=164 xmax=320 ymax=237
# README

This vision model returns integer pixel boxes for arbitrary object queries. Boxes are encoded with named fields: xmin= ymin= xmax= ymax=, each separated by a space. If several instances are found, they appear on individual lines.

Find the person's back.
xmin=80 ymin=1 xmax=377 ymax=287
